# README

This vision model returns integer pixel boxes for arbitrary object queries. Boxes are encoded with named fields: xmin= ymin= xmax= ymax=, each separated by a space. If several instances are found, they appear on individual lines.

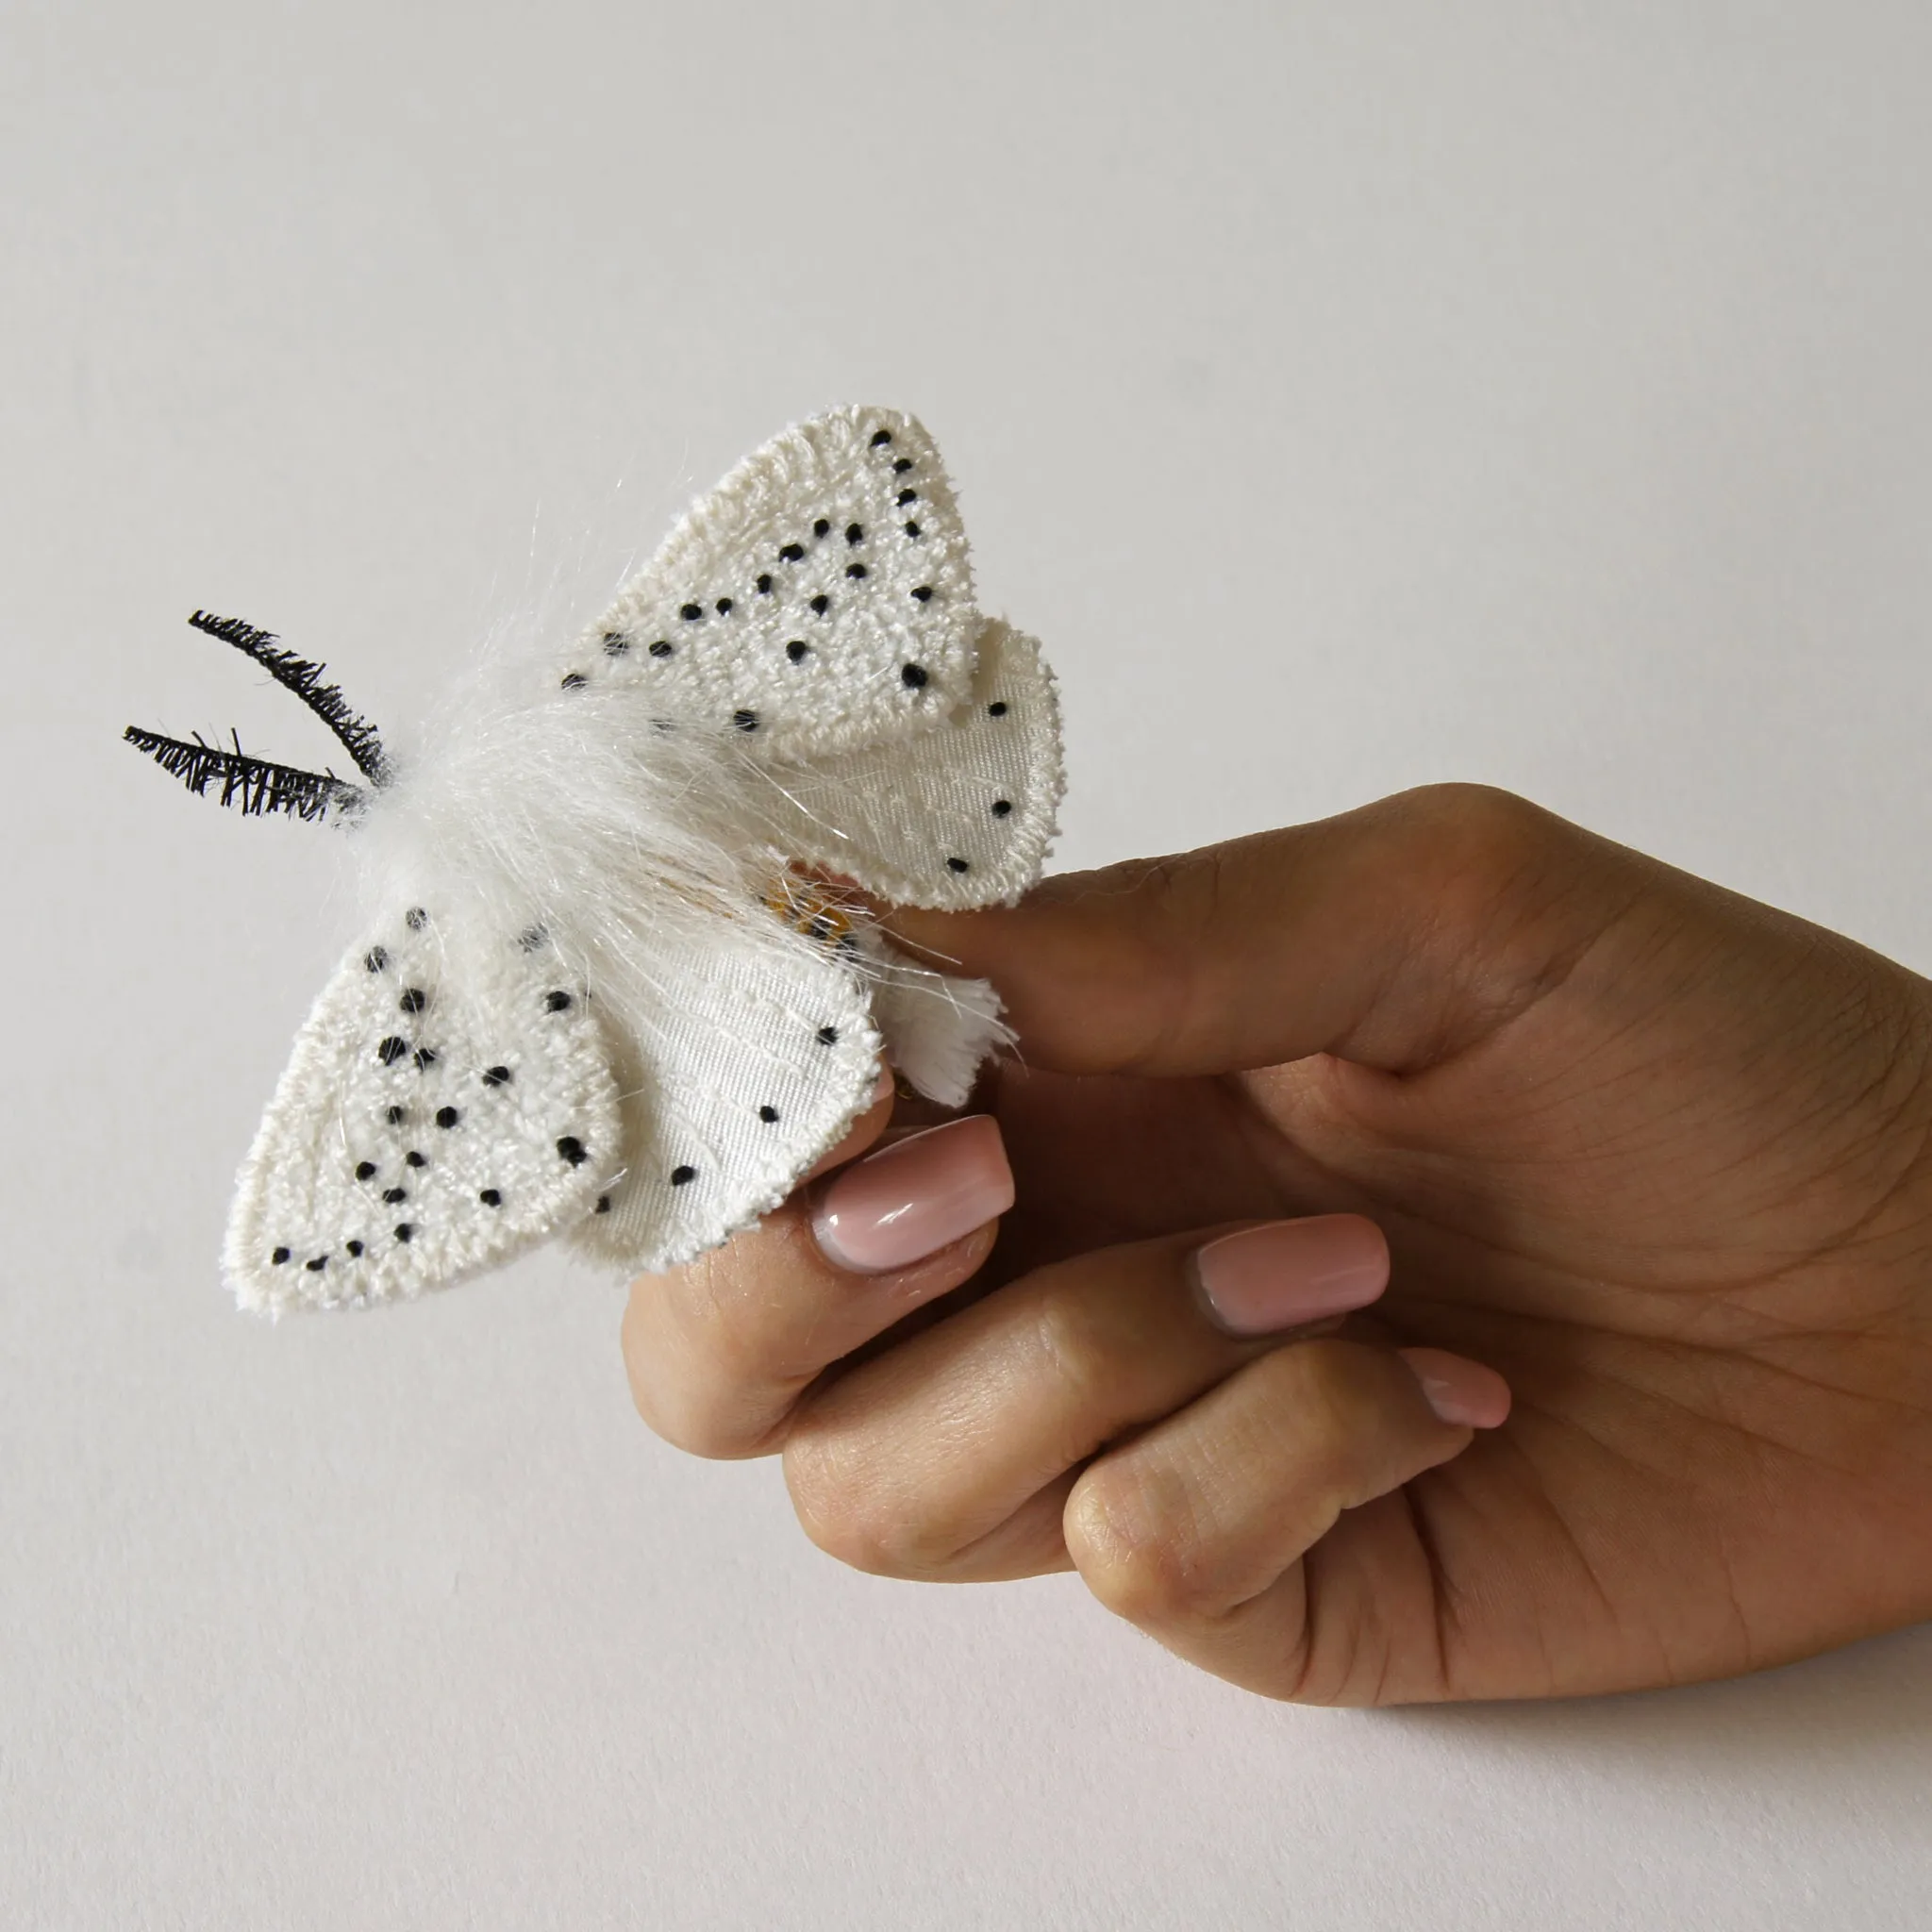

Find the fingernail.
xmin=812 ymin=1114 xmax=1013 ymax=1274
xmin=1192 ymin=1215 xmax=1389 ymax=1335
xmin=1398 ymin=1348 xmax=1512 ymax=1429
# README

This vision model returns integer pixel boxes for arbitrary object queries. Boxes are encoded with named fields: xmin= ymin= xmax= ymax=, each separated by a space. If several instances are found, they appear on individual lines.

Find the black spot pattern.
xmin=557 ymin=1136 xmax=588 ymax=1166
xmin=809 ymin=593 xmax=830 ymax=615
xmin=560 ymin=672 xmax=588 ymax=690
xmin=435 ymin=1106 xmax=460 ymax=1129
xmin=758 ymin=1104 xmax=780 ymax=1123
xmin=991 ymin=799 xmax=1013 ymax=817
xmin=733 ymin=709 xmax=759 ymax=732
xmin=383 ymin=1187 xmax=407 ymax=1204
xmin=901 ymin=663 xmax=928 ymax=689
xmin=545 ymin=991 xmax=573 ymax=1012
xmin=398 ymin=988 xmax=426 ymax=1014
xmin=355 ymin=1160 xmax=377 ymax=1181
xmin=649 ymin=640 xmax=675 ymax=658
xmin=680 ymin=603 xmax=703 ymax=621
xmin=482 ymin=1065 xmax=512 ymax=1087
xmin=670 ymin=1165 xmax=697 ymax=1187
xmin=479 ymin=1189 xmax=502 ymax=1208
xmin=405 ymin=1151 xmax=427 ymax=1169
xmin=786 ymin=641 xmax=810 ymax=663
xmin=816 ymin=1025 xmax=840 ymax=1045
xmin=272 ymin=1246 xmax=291 ymax=1265
xmin=376 ymin=1037 xmax=408 ymax=1066
xmin=365 ymin=947 xmax=388 ymax=974
xmin=604 ymin=631 xmax=630 ymax=656
xmin=947 ymin=858 xmax=971 ymax=874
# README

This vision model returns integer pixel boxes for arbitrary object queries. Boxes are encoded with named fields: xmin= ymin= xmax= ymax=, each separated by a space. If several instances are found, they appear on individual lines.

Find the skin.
xmin=621 ymin=784 xmax=1932 ymax=1705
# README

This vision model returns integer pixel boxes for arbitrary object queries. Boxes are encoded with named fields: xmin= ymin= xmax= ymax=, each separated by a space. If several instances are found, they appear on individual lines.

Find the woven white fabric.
xmin=223 ymin=405 xmax=1062 ymax=1311
xmin=225 ymin=907 xmax=619 ymax=1313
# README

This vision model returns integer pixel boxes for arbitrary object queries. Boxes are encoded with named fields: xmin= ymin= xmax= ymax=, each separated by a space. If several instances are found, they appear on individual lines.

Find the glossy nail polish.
xmin=1192 ymin=1214 xmax=1390 ymax=1335
xmin=1398 ymin=1347 xmax=1512 ymax=1429
xmin=812 ymin=1114 xmax=1014 ymax=1274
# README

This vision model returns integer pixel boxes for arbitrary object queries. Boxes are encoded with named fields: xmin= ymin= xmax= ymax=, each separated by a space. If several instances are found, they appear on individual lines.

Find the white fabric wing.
xmin=225 ymin=905 xmax=619 ymax=1314
xmin=560 ymin=407 xmax=979 ymax=762
xmin=568 ymin=914 xmax=881 ymax=1275
xmin=754 ymin=620 xmax=1061 ymax=910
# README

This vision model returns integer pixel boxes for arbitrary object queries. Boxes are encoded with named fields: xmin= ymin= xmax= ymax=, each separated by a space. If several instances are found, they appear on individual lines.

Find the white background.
xmin=5 ymin=3 xmax=1931 ymax=1925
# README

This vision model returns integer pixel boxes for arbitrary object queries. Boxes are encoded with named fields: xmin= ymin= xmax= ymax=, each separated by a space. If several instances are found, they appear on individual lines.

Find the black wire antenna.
xmin=124 ymin=610 xmax=389 ymax=822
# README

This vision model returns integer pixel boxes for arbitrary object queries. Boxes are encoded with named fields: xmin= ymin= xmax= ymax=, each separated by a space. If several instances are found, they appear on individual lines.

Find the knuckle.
xmin=1065 ymin=1459 xmax=1222 ymax=1625
xmin=783 ymin=1416 xmax=938 ymax=1577
xmin=1397 ymin=783 xmax=1554 ymax=889
xmin=1025 ymin=1274 xmax=1139 ymax=1413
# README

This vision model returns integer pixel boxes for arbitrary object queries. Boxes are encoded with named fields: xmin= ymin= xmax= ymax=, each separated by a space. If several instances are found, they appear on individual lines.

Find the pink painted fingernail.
xmin=1192 ymin=1215 xmax=1390 ymax=1335
xmin=1398 ymin=1348 xmax=1512 ymax=1429
xmin=812 ymin=1115 xmax=1014 ymax=1274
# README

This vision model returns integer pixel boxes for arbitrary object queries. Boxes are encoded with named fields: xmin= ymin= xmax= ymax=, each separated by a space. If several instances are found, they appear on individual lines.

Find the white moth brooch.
xmin=127 ymin=408 xmax=1062 ymax=1314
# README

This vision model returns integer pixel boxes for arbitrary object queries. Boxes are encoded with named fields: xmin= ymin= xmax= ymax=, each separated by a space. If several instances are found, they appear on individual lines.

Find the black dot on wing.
xmin=520 ymin=924 xmax=548 ymax=952
xmin=897 ymin=488 xmax=918 ymax=506
xmin=991 ymin=799 xmax=1013 ymax=817
xmin=893 ymin=458 xmax=912 ymax=473
xmin=406 ymin=908 xmax=428 ymax=931
xmin=988 ymin=701 xmax=1008 ymax=717
xmin=670 ymin=1165 xmax=697 ymax=1187
xmin=715 ymin=597 xmax=733 ymax=615
xmin=594 ymin=1194 xmax=610 ymax=1214
xmin=871 ymin=428 xmax=893 ymax=446
xmin=680 ymin=603 xmax=704 ymax=621
xmin=786 ymin=641 xmax=810 ymax=663
xmin=756 ymin=574 xmax=773 ymax=594
xmin=557 ymin=1136 xmax=588 ymax=1166
xmin=386 ymin=1105 xmax=408 ymax=1125
xmin=813 ymin=518 xmax=830 ymax=539
xmin=603 ymin=631 xmax=630 ymax=656
xmin=435 ymin=1106 xmax=460 ymax=1129
xmin=758 ymin=1104 xmax=780 ymax=1123
xmin=545 ymin=991 xmax=573 ymax=1012
xmin=482 ymin=1065 xmax=511 ymax=1087
xmin=947 ymin=858 xmax=972 ymax=874
xmin=398 ymin=987 xmax=426 ymax=1014
xmin=412 ymin=1046 xmax=438 ymax=1072
xmin=346 ymin=1240 xmax=364 ymax=1257
xmin=306 ymin=1256 xmax=327 ymax=1272
xmin=560 ymin=672 xmax=588 ymax=690
xmin=479 ymin=1188 xmax=502 ymax=1208
xmin=376 ymin=1037 xmax=408 ymax=1067
xmin=901 ymin=662 xmax=928 ymax=689
xmin=846 ymin=562 xmax=868 ymax=579
xmin=365 ymin=947 xmax=388 ymax=974
xmin=383 ymin=1187 xmax=408 ymax=1204
xmin=845 ymin=522 xmax=864 ymax=544
xmin=648 ymin=639 xmax=675 ymax=658
xmin=904 ymin=522 xmax=922 ymax=538
xmin=816 ymin=1025 xmax=840 ymax=1045
xmin=779 ymin=542 xmax=805 ymax=562
xmin=405 ymin=1151 xmax=427 ymax=1169
xmin=910 ymin=585 xmax=933 ymax=603
xmin=355 ymin=1160 xmax=377 ymax=1181
xmin=808 ymin=593 xmax=830 ymax=615
xmin=394 ymin=1224 xmax=414 ymax=1243
xmin=272 ymin=1246 xmax=291 ymax=1265
xmin=733 ymin=708 xmax=759 ymax=732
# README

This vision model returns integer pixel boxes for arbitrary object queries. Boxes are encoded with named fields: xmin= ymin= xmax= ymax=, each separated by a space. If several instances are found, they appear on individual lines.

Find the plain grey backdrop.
xmin=5 ymin=2 xmax=1931 ymax=1926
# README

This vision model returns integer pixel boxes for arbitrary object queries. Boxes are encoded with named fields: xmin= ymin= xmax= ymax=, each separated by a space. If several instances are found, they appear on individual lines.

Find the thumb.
xmin=883 ymin=785 xmax=1639 ymax=1079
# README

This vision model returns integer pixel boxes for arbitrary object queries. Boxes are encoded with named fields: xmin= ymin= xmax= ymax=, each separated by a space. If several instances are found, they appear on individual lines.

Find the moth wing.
xmin=569 ymin=915 xmax=880 ymax=1276
xmin=225 ymin=906 xmax=619 ymax=1314
xmin=758 ymin=619 xmax=1062 ymax=909
xmin=558 ymin=406 xmax=979 ymax=762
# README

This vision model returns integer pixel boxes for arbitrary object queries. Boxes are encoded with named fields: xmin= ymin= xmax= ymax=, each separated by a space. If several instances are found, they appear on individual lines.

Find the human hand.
xmin=622 ymin=785 xmax=1932 ymax=1703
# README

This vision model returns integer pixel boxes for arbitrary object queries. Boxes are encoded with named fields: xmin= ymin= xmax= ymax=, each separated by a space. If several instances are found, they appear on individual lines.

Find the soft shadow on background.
xmin=6 ymin=3 xmax=1931 ymax=1927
